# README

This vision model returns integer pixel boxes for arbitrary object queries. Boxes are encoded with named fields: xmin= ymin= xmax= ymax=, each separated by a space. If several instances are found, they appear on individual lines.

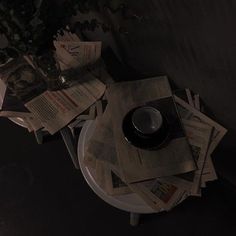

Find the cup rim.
xmin=131 ymin=106 xmax=163 ymax=135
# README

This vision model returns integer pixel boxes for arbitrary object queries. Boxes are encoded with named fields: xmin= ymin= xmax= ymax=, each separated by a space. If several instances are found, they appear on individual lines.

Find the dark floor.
xmin=0 ymin=117 xmax=236 ymax=236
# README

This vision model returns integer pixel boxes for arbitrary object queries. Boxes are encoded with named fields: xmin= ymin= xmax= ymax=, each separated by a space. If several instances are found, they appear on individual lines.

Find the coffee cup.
xmin=131 ymin=106 xmax=163 ymax=136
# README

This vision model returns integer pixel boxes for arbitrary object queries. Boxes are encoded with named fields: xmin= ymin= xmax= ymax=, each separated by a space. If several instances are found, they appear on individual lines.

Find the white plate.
xmin=0 ymin=79 xmax=28 ymax=128
xmin=77 ymin=120 xmax=155 ymax=214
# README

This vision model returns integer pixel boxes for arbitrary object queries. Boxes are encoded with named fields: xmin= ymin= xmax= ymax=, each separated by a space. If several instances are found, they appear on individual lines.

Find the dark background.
xmin=1 ymin=0 xmax=236 ymax=235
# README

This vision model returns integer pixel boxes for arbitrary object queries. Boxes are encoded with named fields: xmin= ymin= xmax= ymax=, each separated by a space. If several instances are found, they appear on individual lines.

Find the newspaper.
xmin=54 ymin=41 xmax=102 ymax=71
xmin=0 ymin=28 xmax=105 ymax=134
xmin=23 ymin=36 xmax=106 ymax=134
xmin=107 ymin=77 xmax=196 ymax=183
xmin=129 ymin=119 xmax=212 ymax=211
xmin=55 ymin=28 xmax=81 ymax=42
xmin=174 ymin=90 xmax=218 ymax=186
xmin=182 ymin=119 xmax=212 ymax=195
xmin=25 ymin=74 xmax=106 ymax=134
xmin=174 ymin=95 xmax=227 ymax=154
xmin=82 ymin=86 xmax=226 ymax=211
xmin=174 ymin=94 xmax=227 ymax=187
xmin=0 ymin=29 xmax=106 ymax=134
xmin=183 ymin=91 xmax=214 ymax=186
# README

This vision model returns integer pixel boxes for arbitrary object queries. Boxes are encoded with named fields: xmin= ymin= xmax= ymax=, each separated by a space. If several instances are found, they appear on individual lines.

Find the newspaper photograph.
xmin=0 ymin=58 xmax=47 ymax=102
xmin=129 ymin=178 xmax=185 ymax=211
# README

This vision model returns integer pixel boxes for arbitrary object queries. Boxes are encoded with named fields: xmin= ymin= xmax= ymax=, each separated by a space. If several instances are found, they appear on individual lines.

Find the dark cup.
xmin=122 ymin=106 xmax=170 ymax=150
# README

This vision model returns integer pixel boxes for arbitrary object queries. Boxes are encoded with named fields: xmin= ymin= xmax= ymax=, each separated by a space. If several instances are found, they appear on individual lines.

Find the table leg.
xmin=60 ymin=127 xmax=80 ymax=169
xmin=34 ymin=130 xmax=43 ymax=144
xmin=130 ymin=212 xmax=140 ymax=226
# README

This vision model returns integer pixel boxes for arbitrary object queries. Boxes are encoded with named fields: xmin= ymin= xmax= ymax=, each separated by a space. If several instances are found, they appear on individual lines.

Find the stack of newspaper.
xmin=0 ymin=30 xmax=108 ymax=135
xmin=84 ymin=78 xmax=227 ymax=212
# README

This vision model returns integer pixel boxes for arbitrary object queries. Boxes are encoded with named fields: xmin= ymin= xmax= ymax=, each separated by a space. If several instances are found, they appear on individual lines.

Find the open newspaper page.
xmin=25 ymin=74 xmax=106 ymax=134
xmin=25 ymin=38 xmax=105 ymax=134
xmin=0 ymin=35 xmax=105 ymax=133
xmin=83 ymin=87 xmax=225 ymax=210
xmin=174 ymin=95 xmax=226 ymax=186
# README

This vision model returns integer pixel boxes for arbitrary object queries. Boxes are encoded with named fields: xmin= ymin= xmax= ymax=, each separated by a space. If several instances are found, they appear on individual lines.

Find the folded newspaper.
xmin=84 ymin=82 xmax=227 ymax=212
xmin=0 ymin=30 xmax=107 ymax=134
xmin=106 ymin=77 xmax=196 ymax=183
